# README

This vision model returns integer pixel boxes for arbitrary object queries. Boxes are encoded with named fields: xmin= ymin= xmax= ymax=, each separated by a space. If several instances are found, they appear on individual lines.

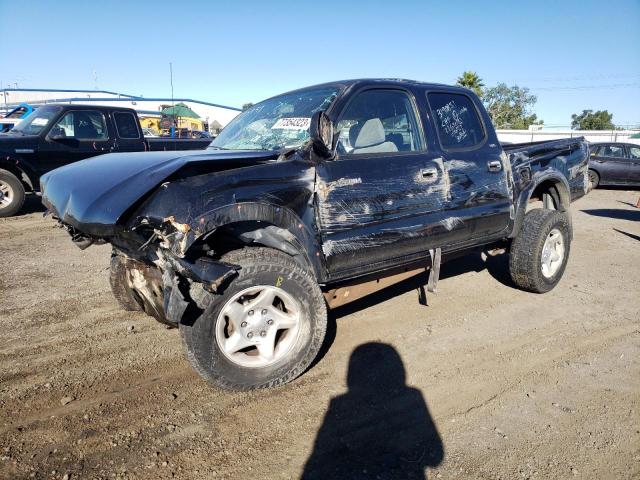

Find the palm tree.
xmin=456 ymin=71 xmax=485 ymax=97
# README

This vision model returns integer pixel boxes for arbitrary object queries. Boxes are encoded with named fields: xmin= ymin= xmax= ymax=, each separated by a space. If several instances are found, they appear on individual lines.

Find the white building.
xmin=0 ymin=88 xmax=241 ymax=130
xmin=496 ymin=128 xmax=639 ymax=145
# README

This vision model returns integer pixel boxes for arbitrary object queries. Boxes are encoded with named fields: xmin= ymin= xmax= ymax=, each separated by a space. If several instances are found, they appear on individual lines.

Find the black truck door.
xmin=111 ymin=110 xmax=146 ymax=152
xmin=36 ymin=109 xmax=113 ymax=175
xmin=316 ymin=88 xmax=461 ymax=277
xmin=426 ymin=91 xmax=511 ymax=240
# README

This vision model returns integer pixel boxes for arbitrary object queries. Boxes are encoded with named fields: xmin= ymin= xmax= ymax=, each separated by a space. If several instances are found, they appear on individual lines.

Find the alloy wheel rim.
xmin=215 ymin=285 xmax=302 ymax=368
xmin=0 ymin=180 xmax=14 ymax=209
xmin=541 ymin=228 xmax=564 ymax=278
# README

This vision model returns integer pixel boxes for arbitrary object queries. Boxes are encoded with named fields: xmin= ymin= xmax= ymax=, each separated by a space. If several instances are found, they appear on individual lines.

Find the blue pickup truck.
xmin=41 ymin=79 xmax=590 ymax=390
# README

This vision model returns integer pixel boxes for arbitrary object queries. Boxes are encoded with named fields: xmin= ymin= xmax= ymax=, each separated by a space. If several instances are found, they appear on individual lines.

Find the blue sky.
xmin=1 ymin=0 xmax=639 ymax=127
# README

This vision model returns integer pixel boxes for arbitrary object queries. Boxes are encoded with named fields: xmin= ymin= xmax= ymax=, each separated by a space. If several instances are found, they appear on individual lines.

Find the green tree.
xmin=482 ymin=83 xmax=542 ymax=129
xmin=456 ymin=71 xmax=485 ymax=97
xmin=242 ymin=102 xmax=254 ymax=111
xmin=570 ymin=110 xmax=614 ymax=130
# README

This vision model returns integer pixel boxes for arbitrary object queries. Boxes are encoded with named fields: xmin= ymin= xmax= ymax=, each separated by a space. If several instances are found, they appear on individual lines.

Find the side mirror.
xmin=309 ymin=111 xmax=334 ymax=158
xmin=49 ymin=127 xmax=67 ymax=141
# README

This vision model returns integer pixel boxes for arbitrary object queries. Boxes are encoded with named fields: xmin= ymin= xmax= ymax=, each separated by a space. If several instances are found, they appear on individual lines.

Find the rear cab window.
xmin=114 ymin=112 xmax=141 ymax=139
xmin=427 ymin=92 xmax=485 ymax=150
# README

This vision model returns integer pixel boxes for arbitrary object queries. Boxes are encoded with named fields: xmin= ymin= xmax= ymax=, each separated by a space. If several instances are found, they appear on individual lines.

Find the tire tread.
xmin=179 ymin=247 xmax=327 ymax=391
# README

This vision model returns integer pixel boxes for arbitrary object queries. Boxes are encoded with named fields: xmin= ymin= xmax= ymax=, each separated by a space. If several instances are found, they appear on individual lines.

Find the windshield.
xmin=11 ymin=106 xmax=62 ymax=135
xmin=209 ymin=87 xmax=339 ymax=151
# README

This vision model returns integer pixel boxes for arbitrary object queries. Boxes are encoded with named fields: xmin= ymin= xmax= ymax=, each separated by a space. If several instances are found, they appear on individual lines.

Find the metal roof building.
xmin=1 ymin=88 xmax=241 ymax=128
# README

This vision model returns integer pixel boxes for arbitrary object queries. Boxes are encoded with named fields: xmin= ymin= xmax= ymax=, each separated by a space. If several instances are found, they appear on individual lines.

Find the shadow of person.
xmin=301 ymin=343 xmax=444 ymax=480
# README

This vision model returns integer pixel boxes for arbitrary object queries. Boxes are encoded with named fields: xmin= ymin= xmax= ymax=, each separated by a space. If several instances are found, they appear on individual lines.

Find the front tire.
xmin=109 ymin=253 xmax=144 ymax=312
xmin=180 ymin=248 xmax=327 ymax=390
xmin=588 ymin=169 xmax=599 ymax=189
xmin=0 ymin=169 xmax=26 ymax=218
xmin=509 ymin=209 xmax=571 ymax=293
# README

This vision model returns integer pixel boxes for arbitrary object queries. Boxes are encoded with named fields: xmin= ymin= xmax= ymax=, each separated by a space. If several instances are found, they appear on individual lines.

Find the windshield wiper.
xmin=208 ymin=145 xmax=229 ymax=150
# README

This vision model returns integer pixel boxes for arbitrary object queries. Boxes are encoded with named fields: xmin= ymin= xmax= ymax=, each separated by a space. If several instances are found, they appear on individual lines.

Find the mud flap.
xmin=427 ymin=248 xmax=441 ymax=293
xmin=418 ymin=247 xmax=441 ymax=306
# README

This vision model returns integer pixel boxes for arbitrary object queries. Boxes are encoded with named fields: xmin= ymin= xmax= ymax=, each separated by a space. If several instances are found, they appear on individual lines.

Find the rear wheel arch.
xmin=511 ymin=175 xmax=571 ymax=239
xmin=529 ymin=178 xmax=570 ymax=212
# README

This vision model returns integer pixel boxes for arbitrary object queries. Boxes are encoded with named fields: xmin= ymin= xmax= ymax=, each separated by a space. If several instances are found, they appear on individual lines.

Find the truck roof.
xmin=279 ymin=78 xmax=473 ymax=97
xmin=40 ymin=104 xmax=138 ymax=113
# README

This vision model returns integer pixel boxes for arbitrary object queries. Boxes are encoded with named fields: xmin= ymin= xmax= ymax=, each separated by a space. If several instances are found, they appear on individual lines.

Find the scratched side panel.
xmin=316 ymin=153 xmax=467 ymax=276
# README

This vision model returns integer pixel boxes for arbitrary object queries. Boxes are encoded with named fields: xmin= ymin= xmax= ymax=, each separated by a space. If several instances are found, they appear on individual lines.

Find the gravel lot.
xmin=1 ymin=188 xmax=639 ymax=480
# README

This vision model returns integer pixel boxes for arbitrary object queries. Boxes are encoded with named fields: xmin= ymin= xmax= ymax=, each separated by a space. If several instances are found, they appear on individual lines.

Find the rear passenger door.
xmin=426 ymin=91 xmax=511 ymax=240
xmin=316 ymin=88 xmax=457 ymax=277
xmin=112 ymin=111 xmax=146 ymax=152
xmin=628 ymin=145 xmax=640 ymax=185
xmin=590 ymin=144 xmax=630 ymax=184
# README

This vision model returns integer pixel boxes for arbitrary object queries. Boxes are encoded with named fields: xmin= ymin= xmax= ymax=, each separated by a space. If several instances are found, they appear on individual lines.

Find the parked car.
xmin=190 ymin=130 xmax=212 ymax=139
xmin=0 ymin=118 xmax=20 ymax=133
xmin=142 ymin=127 xmax=159 ymax=137
xmin=41 ymin=79 xmax=590 ymax=390
xmin=0 ymin=105 xmax=212 ymax=217
xmin=588 ymin=142 xmax=640 ymax=187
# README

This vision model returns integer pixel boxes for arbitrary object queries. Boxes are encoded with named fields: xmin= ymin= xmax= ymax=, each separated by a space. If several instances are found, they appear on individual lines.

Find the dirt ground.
xmin=1 ymin=188 xmax=638 ymax=480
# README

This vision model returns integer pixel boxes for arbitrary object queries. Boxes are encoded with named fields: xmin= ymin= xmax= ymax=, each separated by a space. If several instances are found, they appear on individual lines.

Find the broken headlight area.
xmin=114 ymin=217 xmax=240 ymax=325
xmin=128 ymin=214 xmax=200 ymax=258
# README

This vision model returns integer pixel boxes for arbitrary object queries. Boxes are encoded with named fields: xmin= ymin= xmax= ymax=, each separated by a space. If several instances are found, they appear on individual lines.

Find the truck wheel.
xmin=509 ymin=209 xmax=571 ymax=293
xmin=109 ymin=253 xmax=144 ymax=312
xmin=588 ymin=170 xmax=599 ymax=189
xmin=0 ymin=169 xmax=26 ymax=218
xmin=180 ymin=247 xmax=327 ymax=391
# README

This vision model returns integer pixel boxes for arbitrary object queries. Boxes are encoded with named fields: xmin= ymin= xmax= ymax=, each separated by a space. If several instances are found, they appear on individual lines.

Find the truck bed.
xmin=504 ymin=136 xmax=590 ymax=203
xmin=146 ymin=138 xmax=212 ymax=151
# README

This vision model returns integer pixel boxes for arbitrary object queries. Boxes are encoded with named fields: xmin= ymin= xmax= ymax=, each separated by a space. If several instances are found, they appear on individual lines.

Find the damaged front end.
xmin=108 ymin=215 xmax=241 ymax=326
xmin=39 ymin=148 xmax=294 ymax=326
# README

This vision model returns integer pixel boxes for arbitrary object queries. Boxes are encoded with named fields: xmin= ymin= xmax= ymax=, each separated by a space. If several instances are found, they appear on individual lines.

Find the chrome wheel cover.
xmin=541 ymin=228 xmax=565 ymax=278
xmin=215 ymin=285 xmax=302 ymax=368
xmin=0 ymin=180 xmax=14 ymax=209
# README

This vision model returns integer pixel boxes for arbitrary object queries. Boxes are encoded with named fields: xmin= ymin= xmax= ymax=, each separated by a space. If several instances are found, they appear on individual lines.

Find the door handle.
xmin=421 ymin=167 xmax=438 ymax=178
xmin=487 ymin=160 xmax=502 ymax=172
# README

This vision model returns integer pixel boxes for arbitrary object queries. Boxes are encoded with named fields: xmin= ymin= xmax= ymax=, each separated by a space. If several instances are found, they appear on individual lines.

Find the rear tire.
xmin=588 ymin=169 xmax=599 ymax=189
xmin=509 ymin=209 xmax=571 ymax=293
xmin=0 ymin=169 xmax=26 ymax=218
xmin=180 ymin=247 xmax=327 ymax=391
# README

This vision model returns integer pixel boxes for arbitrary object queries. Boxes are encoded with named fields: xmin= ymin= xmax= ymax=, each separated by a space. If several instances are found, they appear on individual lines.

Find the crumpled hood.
xmin=41 ymin=149 xmax=278 ymax=236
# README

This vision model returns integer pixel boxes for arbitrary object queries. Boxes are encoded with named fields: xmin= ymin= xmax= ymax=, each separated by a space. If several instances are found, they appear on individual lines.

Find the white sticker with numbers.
xmin=271 ymin=117 xmax=311 ymax=130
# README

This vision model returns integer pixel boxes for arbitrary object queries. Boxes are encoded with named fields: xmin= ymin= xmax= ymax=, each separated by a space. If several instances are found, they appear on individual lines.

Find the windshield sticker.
xmin=435 ymin=101 xmax=468 ymax=143
xmin=32 ymin=118 xmax=49 ymax=126
xmin=272 ymin=117 xmax=311 ymax=130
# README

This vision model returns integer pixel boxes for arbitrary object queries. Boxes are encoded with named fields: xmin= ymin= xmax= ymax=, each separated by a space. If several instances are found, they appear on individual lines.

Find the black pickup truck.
xmin=41 ymin=79 xmax=589 ymax=390
xmin=0 ymin=104 xmax=211 ymax=217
